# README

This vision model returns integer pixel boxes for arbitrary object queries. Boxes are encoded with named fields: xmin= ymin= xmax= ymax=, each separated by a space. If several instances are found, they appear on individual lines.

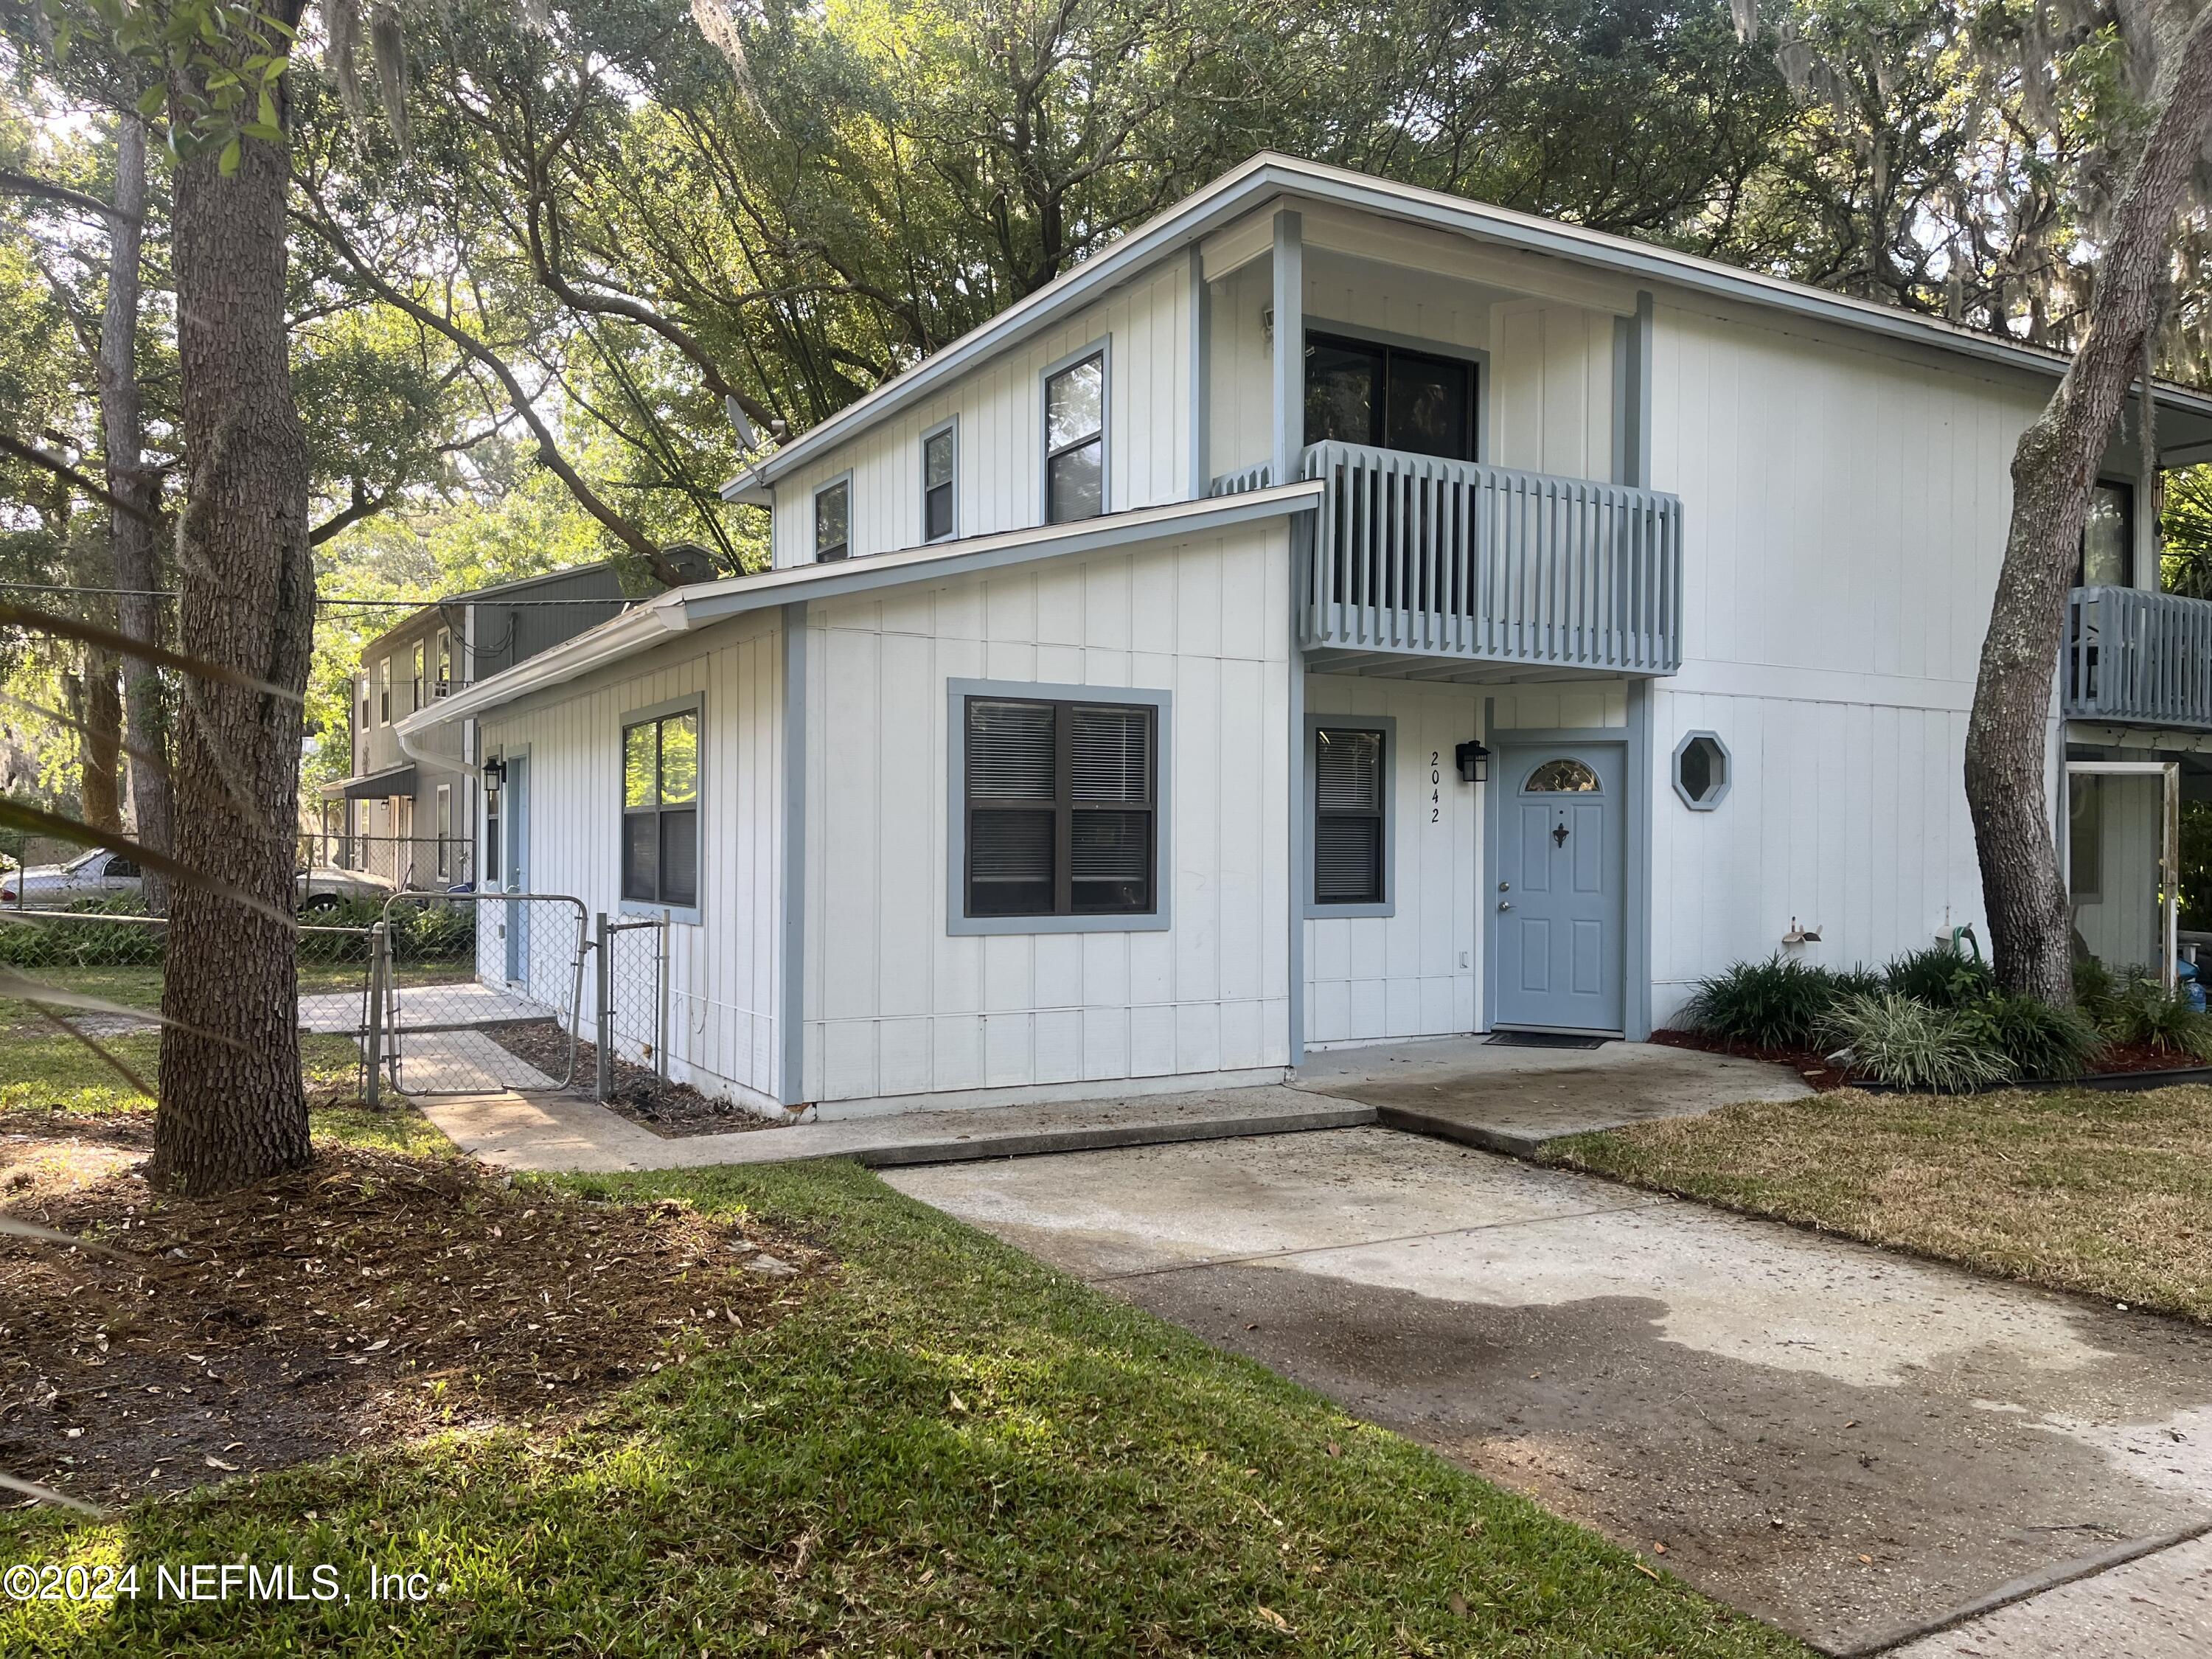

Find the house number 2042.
xmin=1430 ymin=752 xmax=1441 ymax=823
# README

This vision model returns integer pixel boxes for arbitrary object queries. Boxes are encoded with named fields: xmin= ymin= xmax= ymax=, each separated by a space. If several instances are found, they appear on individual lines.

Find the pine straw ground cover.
xmin=1543 ymin=1085 xmax=2212 ymax=1324
xmin=0 ymin=1049 xmax=1810 ymax=1657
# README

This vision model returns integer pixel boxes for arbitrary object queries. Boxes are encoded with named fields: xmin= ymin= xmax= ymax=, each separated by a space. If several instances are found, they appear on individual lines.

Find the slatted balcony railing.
xmin=1215 ymin=443 xmax=1683 ymax=673
xmin=2065 ymin=585 xmax=2212 ymax=730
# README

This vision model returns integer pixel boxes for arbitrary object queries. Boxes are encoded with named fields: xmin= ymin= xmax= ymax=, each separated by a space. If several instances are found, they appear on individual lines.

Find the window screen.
xmin=1045 ymin=353 xmax=1105 ymax=524
xmin=1312 ymin=726 xmax=1385 ymax=905
xmin=964 ymin=695 xmax=1154 ymax=917
xmin=2079 ymin=480 xmax=2132 ymax=588
xmin=814 ymin=479 xmax=850 ymax=563
xmin=923 ymin=426 xmax=956 ymax=542
xmin=621 ymin=709 xmax=700 ymax=908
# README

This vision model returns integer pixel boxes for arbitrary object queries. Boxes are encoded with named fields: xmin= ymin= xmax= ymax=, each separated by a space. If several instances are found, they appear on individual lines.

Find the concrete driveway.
xmin=887 ymin=1129 xmax=2212 ymax=1655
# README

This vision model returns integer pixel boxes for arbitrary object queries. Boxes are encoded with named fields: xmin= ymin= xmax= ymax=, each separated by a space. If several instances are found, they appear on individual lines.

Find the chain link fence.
xmin=298 ymin=832 xmax=474 ymax=892
xmin=367 ymin=893 xmax=587 ymax=1099
xmin=595 ymin=915 xmax=671 ymax=1102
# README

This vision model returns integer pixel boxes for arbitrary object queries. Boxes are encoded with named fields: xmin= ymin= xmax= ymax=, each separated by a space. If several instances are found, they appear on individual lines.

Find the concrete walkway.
xmin=887 ymin=1129 xmax=2212 ymax=1656
xmin=1293 ymin=1034 xmax=1811 ymax=1155
xmin=1887 ymin=1531 xmax=2212 ymax=1658
xmin=412 ymin=1083 xmax=1376 ymax=1174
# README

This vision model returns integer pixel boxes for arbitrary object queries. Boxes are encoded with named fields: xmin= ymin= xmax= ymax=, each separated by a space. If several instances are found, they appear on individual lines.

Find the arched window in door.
xmin=1523 ymin=758 xmax=1601 ymax=793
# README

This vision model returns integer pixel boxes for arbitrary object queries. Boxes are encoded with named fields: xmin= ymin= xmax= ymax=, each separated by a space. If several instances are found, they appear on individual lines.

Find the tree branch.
xmin=0 ymin=167 xmax=137 ymax=226
xmin=0 ymin=432 xmax=165 ymax=528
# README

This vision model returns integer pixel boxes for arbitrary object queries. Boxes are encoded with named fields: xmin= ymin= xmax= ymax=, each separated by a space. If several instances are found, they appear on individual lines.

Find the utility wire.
xmin=0 ymin=581 xmax=644 ymax=606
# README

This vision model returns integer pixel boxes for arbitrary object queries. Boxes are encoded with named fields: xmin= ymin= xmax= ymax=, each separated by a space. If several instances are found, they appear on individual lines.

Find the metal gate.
xmin=367 ymin=891 xmax=588 ymax=1099
xmin=593 ymin=914 xmax=671 ymax=1102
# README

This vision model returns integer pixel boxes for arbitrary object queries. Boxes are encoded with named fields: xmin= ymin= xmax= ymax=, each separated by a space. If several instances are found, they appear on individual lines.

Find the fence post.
xmin=594 ymin=911 xmax=612 ymax=1102
xmin=655 ymin=919 xmax=671 ymax=1080
xmin=364 ymin=919 xmax=386 ymax=1110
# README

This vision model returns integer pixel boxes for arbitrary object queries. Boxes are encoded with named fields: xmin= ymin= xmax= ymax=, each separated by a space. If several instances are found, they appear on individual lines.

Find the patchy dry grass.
xmin=1544 ymin=1085 xmax=2212 ymax=1322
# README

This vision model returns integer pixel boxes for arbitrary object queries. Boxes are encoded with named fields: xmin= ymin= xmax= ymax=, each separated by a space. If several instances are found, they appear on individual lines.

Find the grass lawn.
xmin=1544 ymin=1085 xmax=2212 ymax=1324
xmin=1 ymin=961 xmax=476 ymax=1029
xmin=0 ymin=1046 xmax=1809 ymax=1656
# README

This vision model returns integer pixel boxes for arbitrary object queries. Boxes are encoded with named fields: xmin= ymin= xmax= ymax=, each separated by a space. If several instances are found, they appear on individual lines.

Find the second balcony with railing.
xmin=1214 ymin=442 xmax=1683 ymax=676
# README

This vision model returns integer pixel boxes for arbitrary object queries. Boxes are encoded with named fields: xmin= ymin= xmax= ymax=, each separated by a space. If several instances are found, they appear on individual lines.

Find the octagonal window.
xmin=1673 ymin=731 xmax=1731 ymax=810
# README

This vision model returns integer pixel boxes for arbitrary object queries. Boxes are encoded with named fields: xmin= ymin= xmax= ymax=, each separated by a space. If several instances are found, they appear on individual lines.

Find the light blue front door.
xmin=1493 ymin=744 xmax=1624 ymax=1032
xmin=503 ymin=754 xmax=530 ymax=984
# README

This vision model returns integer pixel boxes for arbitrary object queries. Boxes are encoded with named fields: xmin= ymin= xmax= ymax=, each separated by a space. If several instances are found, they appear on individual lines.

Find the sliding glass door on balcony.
xmin=1304 ymin=332 xmax=1477 ymax=464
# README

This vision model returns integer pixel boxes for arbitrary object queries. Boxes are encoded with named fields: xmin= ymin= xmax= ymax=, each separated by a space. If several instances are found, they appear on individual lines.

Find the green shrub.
xmin=1958 ymin=993 xmax=2105 ymax=1081
xmin=2072 ymin=954 xmax=2119 ymax=1018
xmin=1884 ymin=944 xmax=1995 ymax=1009
xmin=1820 ymin=992 xmax=2014 ymax=1091
xmin=2098 ymin=974 xmax=2212 ymax=1060
xmin=1683 ymin=955 xmax=1876 ymax=1050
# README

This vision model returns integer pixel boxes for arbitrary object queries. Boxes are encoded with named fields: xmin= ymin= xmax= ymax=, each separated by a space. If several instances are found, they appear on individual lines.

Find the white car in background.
xmin=1 ymin=847 xmax=395 ymax=912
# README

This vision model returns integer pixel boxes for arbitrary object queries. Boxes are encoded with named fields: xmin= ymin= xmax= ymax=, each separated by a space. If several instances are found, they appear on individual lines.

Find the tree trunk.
xmin=100 ymin=115 xmax=174 ymax=911
xmin=152 ymin=54 xmax=316 ymax=1197
xmin=1967 ymin=6 xmax=2212 ymax=1003
xmin=80 ymin=649 xmax=123 ymax=834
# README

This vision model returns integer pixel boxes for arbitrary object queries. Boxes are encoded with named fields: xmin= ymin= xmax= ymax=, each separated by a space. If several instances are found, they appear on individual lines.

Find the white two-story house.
xmin=403 ymin=153 xmax=2212 ymax=1118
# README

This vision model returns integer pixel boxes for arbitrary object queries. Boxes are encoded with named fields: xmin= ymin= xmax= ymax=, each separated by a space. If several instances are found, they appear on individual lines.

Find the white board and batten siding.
xmin=1644 ymin=294 xmax=2048 ymax=1021
xmin=476 ymin=610 xmax=786 ymax=1110
xmin=802 ymin=524 xmax=1292 ymax=1109
xmin=769 ymin=261 xmax=1193 ymax=569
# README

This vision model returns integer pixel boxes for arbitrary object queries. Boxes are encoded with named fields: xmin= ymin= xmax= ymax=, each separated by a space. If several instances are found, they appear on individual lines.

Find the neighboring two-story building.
xmin=404 ymin=152 xmax=2212 ymax=1118
xmin=321 ymin=562 xmax=636 ymax=889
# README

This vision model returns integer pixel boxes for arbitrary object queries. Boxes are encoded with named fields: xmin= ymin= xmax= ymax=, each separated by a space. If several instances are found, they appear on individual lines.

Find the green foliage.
xmin=1957 ymin=992 xmax=2106 ymax=1082
xmin=2181 ymin=800 xmax=2212 ymax=933
xmin=1820 ymin=992 xmax=2014 ymax=1091
xmin=2096 ymin=973 xmax=2212 ymax=1061
xmin=1683 ymin=953 xmax=1878 ymax=1049
xmin=1884 ymin=944 xmax=1995 ymax=1009
xmin=0 ymin=905 xmax=164 ymax=968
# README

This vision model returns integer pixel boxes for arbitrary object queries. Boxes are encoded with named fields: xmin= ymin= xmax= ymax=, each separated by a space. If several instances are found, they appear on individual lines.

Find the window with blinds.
xmin=1312 ymin=726 xmax=1385 ymax=905
xmin=621 ymin=709 xmax=700 ymax=909
xmin=964 ymin=695 xmax=1155 ymax=917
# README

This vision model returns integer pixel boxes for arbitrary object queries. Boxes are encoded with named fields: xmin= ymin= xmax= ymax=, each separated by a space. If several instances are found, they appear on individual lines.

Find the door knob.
xmin=1498 ymin=900 xmax=1512 ymax=911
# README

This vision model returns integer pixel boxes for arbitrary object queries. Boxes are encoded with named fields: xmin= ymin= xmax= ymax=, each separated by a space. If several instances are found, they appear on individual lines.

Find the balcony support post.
xmin=1271 ymin=207 xmax=1303 ymax=491
xmin=1612 ymin=291 xmax=1653 ymax=489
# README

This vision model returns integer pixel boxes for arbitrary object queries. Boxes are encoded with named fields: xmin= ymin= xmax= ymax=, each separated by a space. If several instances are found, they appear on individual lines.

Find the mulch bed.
xmin=0 ymin=1139 xmax=828 ymax=1509
xmin=488 ymin=1018 xmax=787 ymax=1138
xmin=1654 ymin=1024 xmax=2206 ymax=1091
xmin=1651 ymin=1027 xmax=1852 ymax=1090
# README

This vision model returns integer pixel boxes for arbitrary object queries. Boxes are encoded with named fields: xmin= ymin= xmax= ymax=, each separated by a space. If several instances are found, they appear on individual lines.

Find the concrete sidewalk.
xmin=1293 ymin=1033 xmax=1811 ymax=1155
xmin=411 ymin=1083 xmax=1376 ymax=1174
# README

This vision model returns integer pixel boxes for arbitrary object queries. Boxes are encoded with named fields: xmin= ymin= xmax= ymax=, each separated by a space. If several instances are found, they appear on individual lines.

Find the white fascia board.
xmin=415 ymin=484 xmax=1322 ymax=723
xmin=717 ymin=153 xmax=2212 ymax=504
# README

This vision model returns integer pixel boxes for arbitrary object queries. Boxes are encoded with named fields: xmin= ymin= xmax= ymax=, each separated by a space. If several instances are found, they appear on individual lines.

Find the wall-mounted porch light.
xmin=481 ymin=755 xmax=507 ymax=796
xmin=1454 ymin=740 xmax=1490 ymax=784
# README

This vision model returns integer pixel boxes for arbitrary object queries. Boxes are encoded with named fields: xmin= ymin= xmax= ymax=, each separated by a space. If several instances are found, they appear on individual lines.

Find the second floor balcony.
xmin=1216 ymin=441 xmax=1684 ymax=678
xmin=2065 ymin=585 xmax=2212 ymax=730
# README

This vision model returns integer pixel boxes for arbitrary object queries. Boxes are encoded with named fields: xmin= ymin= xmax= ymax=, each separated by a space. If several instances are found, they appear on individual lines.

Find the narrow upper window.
xmin=922 ymin=424 xmax=956 ymax=543
xmin=435 ymin=782 xmax=453 ymax=880
xmin=434 ymin=628 xmax=451 ymax=697
xmin=410 ymin=640 xmax=425 ymax=711
xmin=964 ymin=695 xmax=1155 ymax=917
xmin=1312 ymin=726 xmax=1386 ymax=905
xmin=814 ymin=478 xmax=851 ymax=563
xmin=2078 ymin=479 xmax=2133 ymax=588
xmin=1044 ymin=351 xmax=1105 ymax=524
xmin=622 ymin=709 xmax=700 ymax=909
xmin=378 ymin=658 xmax=392 ymax=724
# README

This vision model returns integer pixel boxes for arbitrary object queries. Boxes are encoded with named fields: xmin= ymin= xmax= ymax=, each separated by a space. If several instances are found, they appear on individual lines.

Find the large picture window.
xmin=1304 ymin=330 xmax=1476 ymax=462
xmin=621 ymin=709 xmax=700 ymax=910
xmin=963 ymin=694 xmax=1154 ymax=918
xmin=1044 ymin=349 xmax=1105 ymax=524
xmin=1312 ymin=723 xmax=1388 ymax=908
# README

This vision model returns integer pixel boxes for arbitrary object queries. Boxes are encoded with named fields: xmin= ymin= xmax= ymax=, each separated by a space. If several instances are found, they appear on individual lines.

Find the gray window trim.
xmin=1300 ymin=319 xmax=1489 ymax=462
xmin=921 ymin=417 xmax=958 ymax=544
xmin=1040 ymin=338 xmax=1110 ymax=525
xmin=617 ymin=690 xmax=705 ymax=925
xmin=946 ymin=676 xmax=1171 ymax=936
xmin=1671 ymin=728 xmax=1732 ymax=810
xmin=812 ymin=471 xmax=854 ymax=563
xmin=1304 ymin=712 xmax=1396 ymax=918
